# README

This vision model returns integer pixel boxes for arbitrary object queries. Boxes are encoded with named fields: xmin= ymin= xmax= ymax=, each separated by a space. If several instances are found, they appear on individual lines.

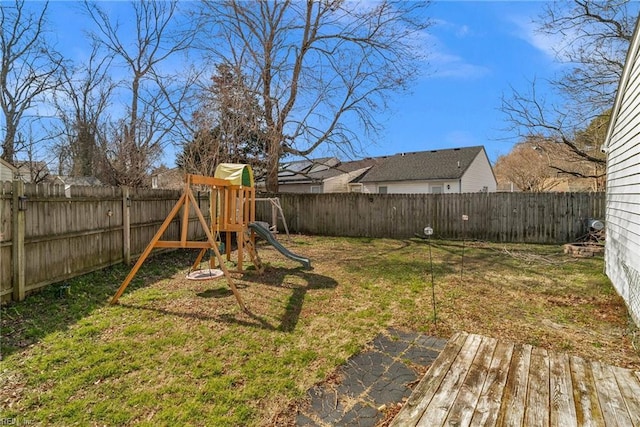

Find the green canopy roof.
xmin=214 ymin=163 xmax=254 ymax=187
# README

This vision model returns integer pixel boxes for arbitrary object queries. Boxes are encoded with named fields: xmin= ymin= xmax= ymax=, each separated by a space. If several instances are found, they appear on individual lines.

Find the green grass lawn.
xmin=1 ymin=236 xmax=637 ymax=425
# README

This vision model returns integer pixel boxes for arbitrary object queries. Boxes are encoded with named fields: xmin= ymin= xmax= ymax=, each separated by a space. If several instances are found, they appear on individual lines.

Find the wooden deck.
xmin=391 ymin=332 xmax=640 ymax=427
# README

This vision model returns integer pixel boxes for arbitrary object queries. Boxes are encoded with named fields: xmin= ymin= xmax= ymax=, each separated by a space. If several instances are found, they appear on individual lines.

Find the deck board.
xmin=417 ymin=333 xmax=483 ymax=426
xmin=496 ymin=342 xmax=531 ymax=427
xmin=469 ymin=341 xmax=513 ymax=427
xmin=592 ymin=361 xmax=634 ymax=426
xmin=549 ymin=351 xmax=577 ymax=427
xmin=391 ymin=332 xmax=466 ymax=426
xmin=391 ymin=332 xmax=640 ymax=427
xmin=569 ymin=355 xmax=605 ymax=427
xmin=445 ymin=336 xmax=497 ymax=426
xmin=612 ymin=365 xmax=640 ymax=426
xmin=525 ymin=346 xmax=550 ymax=426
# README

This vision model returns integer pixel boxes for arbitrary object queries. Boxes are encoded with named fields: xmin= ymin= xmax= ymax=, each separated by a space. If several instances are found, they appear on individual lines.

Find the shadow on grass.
xmin=416 ymin=239 xmax=555 ymax=276
xmin=0 ymin=250 xmax=195 ymax=360
xmin=241 ymin=266 xmax=338 ymax=332
xmin=116 ymin=267 xmax=338 ymax=333
xmin=116 ymin=298 xmax=282 ymax=332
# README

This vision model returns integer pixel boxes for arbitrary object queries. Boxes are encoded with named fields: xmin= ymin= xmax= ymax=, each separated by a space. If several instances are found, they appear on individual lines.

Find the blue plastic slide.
xmin=249 ymin=222 xmax=311 ymax=269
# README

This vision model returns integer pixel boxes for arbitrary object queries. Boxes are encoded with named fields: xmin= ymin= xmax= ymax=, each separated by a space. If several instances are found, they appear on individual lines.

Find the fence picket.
xmin=1 ymin=182 xmax=605 ymax=303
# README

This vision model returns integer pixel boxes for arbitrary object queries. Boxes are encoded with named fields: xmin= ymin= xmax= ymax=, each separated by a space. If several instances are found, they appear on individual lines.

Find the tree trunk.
xmin=2 ymin=128 xmax=15 ymax=164
xmin=265 ymin=137 xmax=280 ymax=192
xmin=2 ymin=121 xmax=16 ymax=164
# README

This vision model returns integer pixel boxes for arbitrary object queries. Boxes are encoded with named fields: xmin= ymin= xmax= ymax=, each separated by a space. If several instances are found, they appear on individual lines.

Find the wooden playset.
xmin=110 ymin=164 xmax=262 ymax=310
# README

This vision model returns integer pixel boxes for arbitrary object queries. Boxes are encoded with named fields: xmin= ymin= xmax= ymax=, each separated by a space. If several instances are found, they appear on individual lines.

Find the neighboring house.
xmin=49 ymin=175 xmax=103 ymax=197
xmin=0 ymin=158 xmax=18 ymax=182
xmin=602 ymin=17 xmax=640 ymax=325
xmin=274 ymin=157 xmax=376 ymax=193
xmin=15 ymin=160 xmax=50 ymax=183
xmin=150 ymin=168 xmax=184 ymax=190
xmin=50 ymin=176 xmax=103 ymax=187
xmin=266 ymin=146 xmax=496 ymax=194
xmin=275 ymin=157 xmax=340 ymax=193
xmin=355 ymin=146 xmax=497 ymax=194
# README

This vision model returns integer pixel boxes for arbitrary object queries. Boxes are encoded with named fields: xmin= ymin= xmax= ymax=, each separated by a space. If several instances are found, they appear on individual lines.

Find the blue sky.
xmin=364 ymin=1 xmax=566 ymax=164
xmin=41 ymin=1 xmax=567 ymax=167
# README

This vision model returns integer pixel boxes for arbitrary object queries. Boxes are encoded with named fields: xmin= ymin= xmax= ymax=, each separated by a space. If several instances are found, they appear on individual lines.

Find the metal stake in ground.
xmin=424 ymin=226 xmax=437 ymax=328
xmin=461 ymin=214 xmax=468 ymax=280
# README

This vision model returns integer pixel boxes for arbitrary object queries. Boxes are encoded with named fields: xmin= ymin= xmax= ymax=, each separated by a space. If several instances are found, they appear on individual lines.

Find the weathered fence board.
xmin=257 ymin=192 xmax=605 ymax=243
xmin=0 ymin=182 xmax=210 ymax=303
xmin=1 ymin=182 xmax=604 ymax=303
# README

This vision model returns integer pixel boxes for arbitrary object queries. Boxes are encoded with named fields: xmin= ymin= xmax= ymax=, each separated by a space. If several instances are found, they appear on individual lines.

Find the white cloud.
xmin=456 ymin=24 xmax=470 ymax=38
xmin=422 ymin=23 xmax=491 ymax=80
xmin=429 ymin=50 xmax=491 ymax=79
xmin=506 ymin=14 xmax=571 ymax=62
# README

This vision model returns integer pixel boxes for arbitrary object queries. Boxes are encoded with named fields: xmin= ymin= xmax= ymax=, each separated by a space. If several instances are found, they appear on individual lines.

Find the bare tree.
xmin=1 ymin=0 xmax=63 ymax=164
xmin=494 ymin=137 xmax=562 ymax=192
xmin=495 ymin=134 xmax=604 ymax=192
xmin=178 ymin=63 xmax=267 ymax=176
xmin=52 ymin=44 xmax=116 ymax=178
xmin=197 ymin=1 xmax=431 ymax=192
xmin=539 ymin=1 xmax=637 ymax=111
xmin=84 ymin=0 xmax=197 ymax=187
xmin=502 ymin=79 xmax=607 ymax=171
xmin=502 ymin=1 xmax=636 ymax=182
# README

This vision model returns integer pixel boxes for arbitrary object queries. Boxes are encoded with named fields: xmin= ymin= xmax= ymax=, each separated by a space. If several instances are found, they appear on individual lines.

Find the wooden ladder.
xmin=243 ymin=230 xmax=264 ymax=274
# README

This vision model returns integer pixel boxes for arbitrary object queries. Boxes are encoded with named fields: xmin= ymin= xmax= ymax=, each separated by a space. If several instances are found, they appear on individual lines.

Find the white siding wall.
xmin=361 ymin=180 xmax=460 ymax=194
xmin=0 ymin=165 xmax=14 ymax=182
xmin=460 ymin=151 xmax=497 ymax=193
xmin=362 ymin=183 xmax=377 ymax=193
xmin=605 ymin=28 xmax=640 ymax=326
xmin=0 ymin=160 xmax=16 ymax=182
xmin=279 ymin=183 xmax=318 ymax=193
xmin=323 ymin=168 xmax=371 ymax=193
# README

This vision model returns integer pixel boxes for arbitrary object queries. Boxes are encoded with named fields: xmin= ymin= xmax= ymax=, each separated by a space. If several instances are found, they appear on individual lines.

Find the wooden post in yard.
xmin=122 ymin=186 xmax=131 ymax=265
xmin=12 ymin=179 xmax=25 ymax=301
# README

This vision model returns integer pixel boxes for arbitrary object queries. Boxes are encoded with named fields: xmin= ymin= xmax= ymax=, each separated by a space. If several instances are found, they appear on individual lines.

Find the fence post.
xmin=123 ymin=186 xmax=131 ymax=265
xmin=12 ymin=179 xmax=25 ymax=301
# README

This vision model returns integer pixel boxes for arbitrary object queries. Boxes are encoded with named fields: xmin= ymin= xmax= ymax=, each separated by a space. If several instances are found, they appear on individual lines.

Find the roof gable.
xmin=278 ymin=157 xmax=341 ymax=184
xmin=358 ymin=146 xmax=484 ymax=183
xmin=0 ymin=157 xmax=17 ymax=172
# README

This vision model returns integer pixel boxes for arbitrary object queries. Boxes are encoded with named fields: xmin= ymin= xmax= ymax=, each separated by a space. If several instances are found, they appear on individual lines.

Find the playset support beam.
xmin=110 ymin=174 xmax=247 ymax=310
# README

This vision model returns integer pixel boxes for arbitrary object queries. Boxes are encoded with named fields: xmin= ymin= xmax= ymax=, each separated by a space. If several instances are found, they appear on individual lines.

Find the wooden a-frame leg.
xmin=188 ymin=191 xmax=246 ymax=311
xmin=192 ymin=248 xmax=207 ymax=270
xmin=111 ymin=193 xmax=186 ymax=304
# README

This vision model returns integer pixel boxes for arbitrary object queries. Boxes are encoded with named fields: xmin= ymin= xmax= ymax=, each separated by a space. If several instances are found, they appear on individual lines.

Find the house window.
xmin=378 ymin=186 xmax=388 ymax=194
xmin=310 ymin=186 xmax=321 ymax=193
xmin=350 ymin=184 xmax=362 ymax=193
xmin=431 ymin=186 xmax=443 ymax=194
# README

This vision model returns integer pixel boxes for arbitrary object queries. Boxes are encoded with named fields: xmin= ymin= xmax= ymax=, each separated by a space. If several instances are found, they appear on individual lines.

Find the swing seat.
xmin=186 ymin=268 xmax=224 ymax=281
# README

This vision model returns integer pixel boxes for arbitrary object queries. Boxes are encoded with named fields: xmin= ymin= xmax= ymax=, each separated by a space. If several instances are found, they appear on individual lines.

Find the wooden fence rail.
xmin=1 ymin=181 xmax=605 ymax=303
xmin=0 ymin=181 xmax=212 ymax=303
xmin=255 ymin=192 xmax=605 ymax=243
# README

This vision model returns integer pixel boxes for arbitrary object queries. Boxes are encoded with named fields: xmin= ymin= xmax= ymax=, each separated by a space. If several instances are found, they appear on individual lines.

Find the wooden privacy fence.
xmin=1 ymin=181 xmax=604 ymax=303
xmin=1 ymin=180 xmax=211 ymax=303
xmin=256 ymin=192 xmax=605 ymax=243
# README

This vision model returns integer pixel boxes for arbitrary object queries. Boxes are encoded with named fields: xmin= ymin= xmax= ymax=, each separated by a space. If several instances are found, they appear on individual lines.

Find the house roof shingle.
xmin=356 ymin=146 xmax=485 ymax=183
xmin=278 ymin=157 xmax=344 ymax=184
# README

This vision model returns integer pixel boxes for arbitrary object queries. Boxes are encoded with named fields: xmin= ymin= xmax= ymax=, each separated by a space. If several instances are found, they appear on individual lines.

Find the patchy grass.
xmin=1 ymin=236 xmax=638 ymax=425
